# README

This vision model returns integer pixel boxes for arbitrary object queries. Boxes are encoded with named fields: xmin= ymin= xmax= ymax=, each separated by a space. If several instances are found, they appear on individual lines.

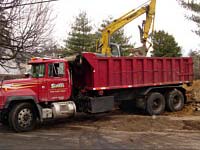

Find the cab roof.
xmin=28 ymin=57 xmax=67 ymax=64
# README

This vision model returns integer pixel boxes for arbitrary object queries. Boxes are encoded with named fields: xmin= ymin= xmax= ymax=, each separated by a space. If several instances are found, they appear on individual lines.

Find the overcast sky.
xmin=52 ymin=0 xmax=200 ymax=56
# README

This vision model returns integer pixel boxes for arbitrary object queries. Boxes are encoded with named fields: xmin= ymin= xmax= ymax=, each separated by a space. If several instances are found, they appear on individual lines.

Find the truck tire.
xmin=9 ymin=103 xmax=37 ymax=132
xmin=165 ymin=89 xmax=184 ymax=112
xmin=146 ymin=92 xmax=165 ymax=115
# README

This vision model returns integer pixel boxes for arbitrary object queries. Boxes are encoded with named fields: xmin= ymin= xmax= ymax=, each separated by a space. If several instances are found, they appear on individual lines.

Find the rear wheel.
xmin=165 ymin=89 xmax=184 ymax=112
xmin=146 ymin=92 xmax=165 ymax=115
xmin=9 ymin=103 xmax=37 ymax=132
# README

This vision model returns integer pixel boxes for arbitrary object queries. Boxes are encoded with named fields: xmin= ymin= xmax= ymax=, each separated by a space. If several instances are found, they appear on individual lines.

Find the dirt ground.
xmin=52 ymin=103 xmax=199 ymax=133
xmin=0 ymin=108 xmax=200 ymax=149
xmin=26 ymin=103 xmax=200 ymax=149
xmin=183 ymin=80 xmax=200 ymax=102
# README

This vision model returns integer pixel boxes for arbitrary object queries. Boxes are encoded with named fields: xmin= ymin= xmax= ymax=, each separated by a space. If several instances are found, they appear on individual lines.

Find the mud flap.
xmin=89 ymin=96 xmax=114 ymax=113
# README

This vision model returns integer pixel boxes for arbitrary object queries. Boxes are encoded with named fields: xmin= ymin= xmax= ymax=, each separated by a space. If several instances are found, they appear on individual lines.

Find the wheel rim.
xmin=152 ymin=98 xmax=161 ymax=111
xmin=17 ymin=108 xmax=33 ymax=128
xmin=173 ymin=95 xmax=181 ymax=108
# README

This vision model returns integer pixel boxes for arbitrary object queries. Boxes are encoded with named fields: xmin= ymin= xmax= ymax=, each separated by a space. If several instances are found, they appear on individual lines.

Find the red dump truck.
xmin=0 ymin=52 xmax=193 ymax=132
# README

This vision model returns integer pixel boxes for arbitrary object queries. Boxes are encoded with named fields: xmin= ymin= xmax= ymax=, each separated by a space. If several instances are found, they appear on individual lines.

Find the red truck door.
xmin=46 ymin=62 xmax=71 ymax=101
xmin=31 ymin=63 xmax=48 ymax=102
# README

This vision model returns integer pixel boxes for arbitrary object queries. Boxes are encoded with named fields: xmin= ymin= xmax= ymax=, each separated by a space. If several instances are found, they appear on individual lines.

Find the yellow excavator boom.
xmin=99 ymin=0 xmax=156 ymax=56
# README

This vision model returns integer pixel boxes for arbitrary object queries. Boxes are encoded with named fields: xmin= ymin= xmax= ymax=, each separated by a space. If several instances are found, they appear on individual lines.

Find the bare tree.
xmin=0 ymin=0 xmax=54 ymax=70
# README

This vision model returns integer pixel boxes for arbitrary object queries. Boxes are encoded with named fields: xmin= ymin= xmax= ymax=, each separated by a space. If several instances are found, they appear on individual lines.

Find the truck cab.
xmin=110 ymin=43 xmax=122 ymax=57
xmin=0 ymin=58 xmax=76 ymax=132
xmin=28 ymin=57 xmax=72 ymax=102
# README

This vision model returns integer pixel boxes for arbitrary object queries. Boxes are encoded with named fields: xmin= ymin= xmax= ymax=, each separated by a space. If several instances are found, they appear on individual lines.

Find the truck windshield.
xmin=31 ymin=64 xmax=45 ymax=78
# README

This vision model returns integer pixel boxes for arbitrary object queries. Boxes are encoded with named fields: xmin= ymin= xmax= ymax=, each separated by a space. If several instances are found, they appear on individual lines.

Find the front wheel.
xmin=9 ymin=103 xmax=37 ymax=132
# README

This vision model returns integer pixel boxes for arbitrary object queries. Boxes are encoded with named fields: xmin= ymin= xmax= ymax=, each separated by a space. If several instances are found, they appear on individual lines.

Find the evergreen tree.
xmin=177 ymin=0 xmax=200 ymax=36
xmin=64 ymin=11 xmax=95 ymax=56
xmin=151 ymin=30 xmax=182 ymax=57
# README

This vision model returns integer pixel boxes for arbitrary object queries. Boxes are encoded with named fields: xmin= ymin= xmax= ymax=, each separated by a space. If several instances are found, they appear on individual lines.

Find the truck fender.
xmin=4 ymin=96 xmax=43 ymax=122
xmin=138 ymin=85 xmax=183 ymax=96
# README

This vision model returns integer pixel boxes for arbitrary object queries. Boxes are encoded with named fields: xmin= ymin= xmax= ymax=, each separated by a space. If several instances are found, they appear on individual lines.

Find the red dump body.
xmin=74 ymin=52 xmax=193 ymax=91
